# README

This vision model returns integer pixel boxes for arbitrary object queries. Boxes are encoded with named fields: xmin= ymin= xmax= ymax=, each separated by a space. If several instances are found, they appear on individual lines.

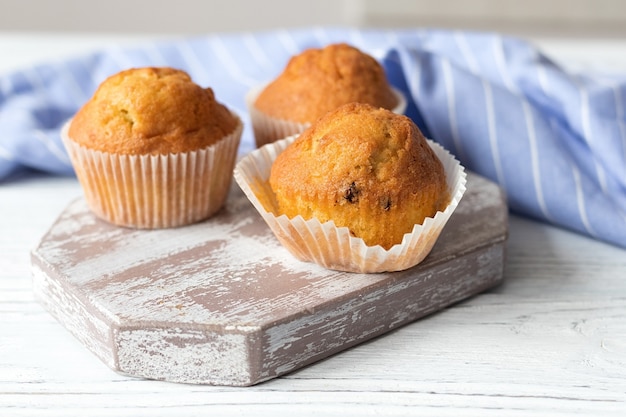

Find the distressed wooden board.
xmin=30 ymin=172 xmax=507 ymax=386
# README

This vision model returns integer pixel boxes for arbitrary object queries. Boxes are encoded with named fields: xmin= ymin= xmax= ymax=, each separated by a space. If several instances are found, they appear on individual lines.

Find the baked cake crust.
xmin=254 ymin=43 xmax=398 ymax=123
xmin=68 ymin=67 xmax=239 ymax=155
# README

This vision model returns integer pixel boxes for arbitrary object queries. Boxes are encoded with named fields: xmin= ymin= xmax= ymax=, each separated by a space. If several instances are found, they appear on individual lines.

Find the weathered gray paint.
xmin=31 ymin=172 xmax=507 ymax=386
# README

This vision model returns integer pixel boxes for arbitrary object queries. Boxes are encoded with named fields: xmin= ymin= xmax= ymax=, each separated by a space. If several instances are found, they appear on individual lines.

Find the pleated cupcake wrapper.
xmin=245 ymin=85 xmax=407 ymax=148
xmin=62 ymin=118 xmax=243 ymax=229
xmin=234 ymin=134 xmax=467 ymax=273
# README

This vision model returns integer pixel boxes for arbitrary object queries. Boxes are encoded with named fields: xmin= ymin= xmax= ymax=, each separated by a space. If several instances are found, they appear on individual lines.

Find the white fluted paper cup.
xmin=62 ymin=116 xmax=243 ymax=229
xmin=234 ymin=134 xmax=466 ymax=273
xmin=245 ymin=85 xmax=407 ymax=148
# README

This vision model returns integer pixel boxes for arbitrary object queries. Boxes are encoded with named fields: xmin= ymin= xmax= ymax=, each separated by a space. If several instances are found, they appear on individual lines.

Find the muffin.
xmin=246 ymin=43 xmax=406 ymax=148
xmin=234 ymin=103 xmax=467 ymax=273
xmin=63 ymin=66 xmax=243 ymax=229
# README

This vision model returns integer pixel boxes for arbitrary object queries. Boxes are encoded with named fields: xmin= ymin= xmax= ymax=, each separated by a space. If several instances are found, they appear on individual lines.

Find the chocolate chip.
xmin=344 ymin=182 xmax=360 ymax=203
xmin=381 ymin=197 xmax=392 ymax=211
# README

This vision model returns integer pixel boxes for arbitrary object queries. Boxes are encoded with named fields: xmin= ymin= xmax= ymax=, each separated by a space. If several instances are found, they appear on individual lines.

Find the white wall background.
xmin=1 ymin=0 xmax=626 ymax=38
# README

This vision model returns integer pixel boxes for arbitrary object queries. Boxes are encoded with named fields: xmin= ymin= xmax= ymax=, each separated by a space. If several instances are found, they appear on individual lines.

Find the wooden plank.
xmin=30 ymin=172 xmax=507 ymax=386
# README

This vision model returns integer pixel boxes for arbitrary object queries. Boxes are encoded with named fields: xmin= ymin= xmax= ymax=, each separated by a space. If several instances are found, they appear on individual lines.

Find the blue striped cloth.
xmin=1 ymin=28 xmax=625 ymax=248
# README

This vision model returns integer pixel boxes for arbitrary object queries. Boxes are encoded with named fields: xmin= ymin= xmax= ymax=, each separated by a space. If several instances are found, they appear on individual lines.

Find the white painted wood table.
xmin=1 ymin=33 xmax=626 ymax=416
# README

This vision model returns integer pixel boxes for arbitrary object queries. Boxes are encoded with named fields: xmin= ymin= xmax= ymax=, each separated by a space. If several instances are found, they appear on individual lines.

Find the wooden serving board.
xmin=31 ymin=172 xmax=507 ymax=386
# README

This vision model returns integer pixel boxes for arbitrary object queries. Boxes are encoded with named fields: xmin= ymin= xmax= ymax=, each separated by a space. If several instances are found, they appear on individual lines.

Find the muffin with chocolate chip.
xmin=234 ymin=102 xmax=466 ymax=273
xmin=269 ymin=102 xmax=448 ymax=250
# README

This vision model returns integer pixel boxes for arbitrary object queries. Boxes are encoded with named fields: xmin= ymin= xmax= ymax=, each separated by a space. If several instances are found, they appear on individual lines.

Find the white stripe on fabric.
xmin=175 ymin=41 xmax=211 ymax=85
xmin=493 ymin=37 xmax=552 ymax=221
xmin=541 ymin=68 xmax=596 ymax=234
xmin=522 ymin=100 xmax=553 ymax=220
xmin=106 ymin=45 xmax=136 ymax=71
xmin=385 ymin=32 xmax=402 ymax=57
xmin=547 ymin=118 xmax=597 ymax=237
xmin=349 ymin=28 xmax=367 ymax=50
xmin=456 ymin=32 xmax=505 ymax=187
xmin=276 ymin=30 xmax=300 ymax=56
xmin=404 ymin=49 xmax=422 ymax=111
xmin=580 ymin=87 xmax=609 ymax=193
xmin=145 ymin=43 xmax=169 ymax=67
xmin=209 ymin=37 xmax=257 ymax=88
xmin=537 ymin=64 xmax=550 ymax=95
xmin=360 ymin=30 xmax=391 ymax=60
xmin=33 ymin=129 xmax=72 ymax=166
xmin=570 ymin=160 xmax=598 ymax=238
xmin=493 ymin=36 xmax=516 ymax=91
xmin=441 ymin=59 xmax=465 ymax=162
xmin=610 ymin=85 xmax=626 ymax=225
xmin=242 ymin=33 xmax=273 ymax=72
xmin=455 ymin=31 xmax=479 ymax=73
xmin=613 ymin=85 xmax=626 ymax=182
xmin=482 ymin=79 xmax=505 ymax=187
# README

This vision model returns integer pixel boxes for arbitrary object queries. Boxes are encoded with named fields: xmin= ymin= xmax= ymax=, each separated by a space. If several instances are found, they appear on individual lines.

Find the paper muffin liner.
xmin=62 ymin=116 xmax=243 ymax=229
xmin=234 ymin=135 xmax=466 ymax=273
xmin=245 ymin=85 xmax=407 ymax=148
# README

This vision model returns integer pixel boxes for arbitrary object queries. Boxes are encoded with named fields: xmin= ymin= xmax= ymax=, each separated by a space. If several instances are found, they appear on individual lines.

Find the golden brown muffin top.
xmin=254 ymin=43 xmax=398 ymax=123
xmin=269 ymin=102 xmax=449 ymax=249
xmin=68 ymin=67 xmax=239 ymax=155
